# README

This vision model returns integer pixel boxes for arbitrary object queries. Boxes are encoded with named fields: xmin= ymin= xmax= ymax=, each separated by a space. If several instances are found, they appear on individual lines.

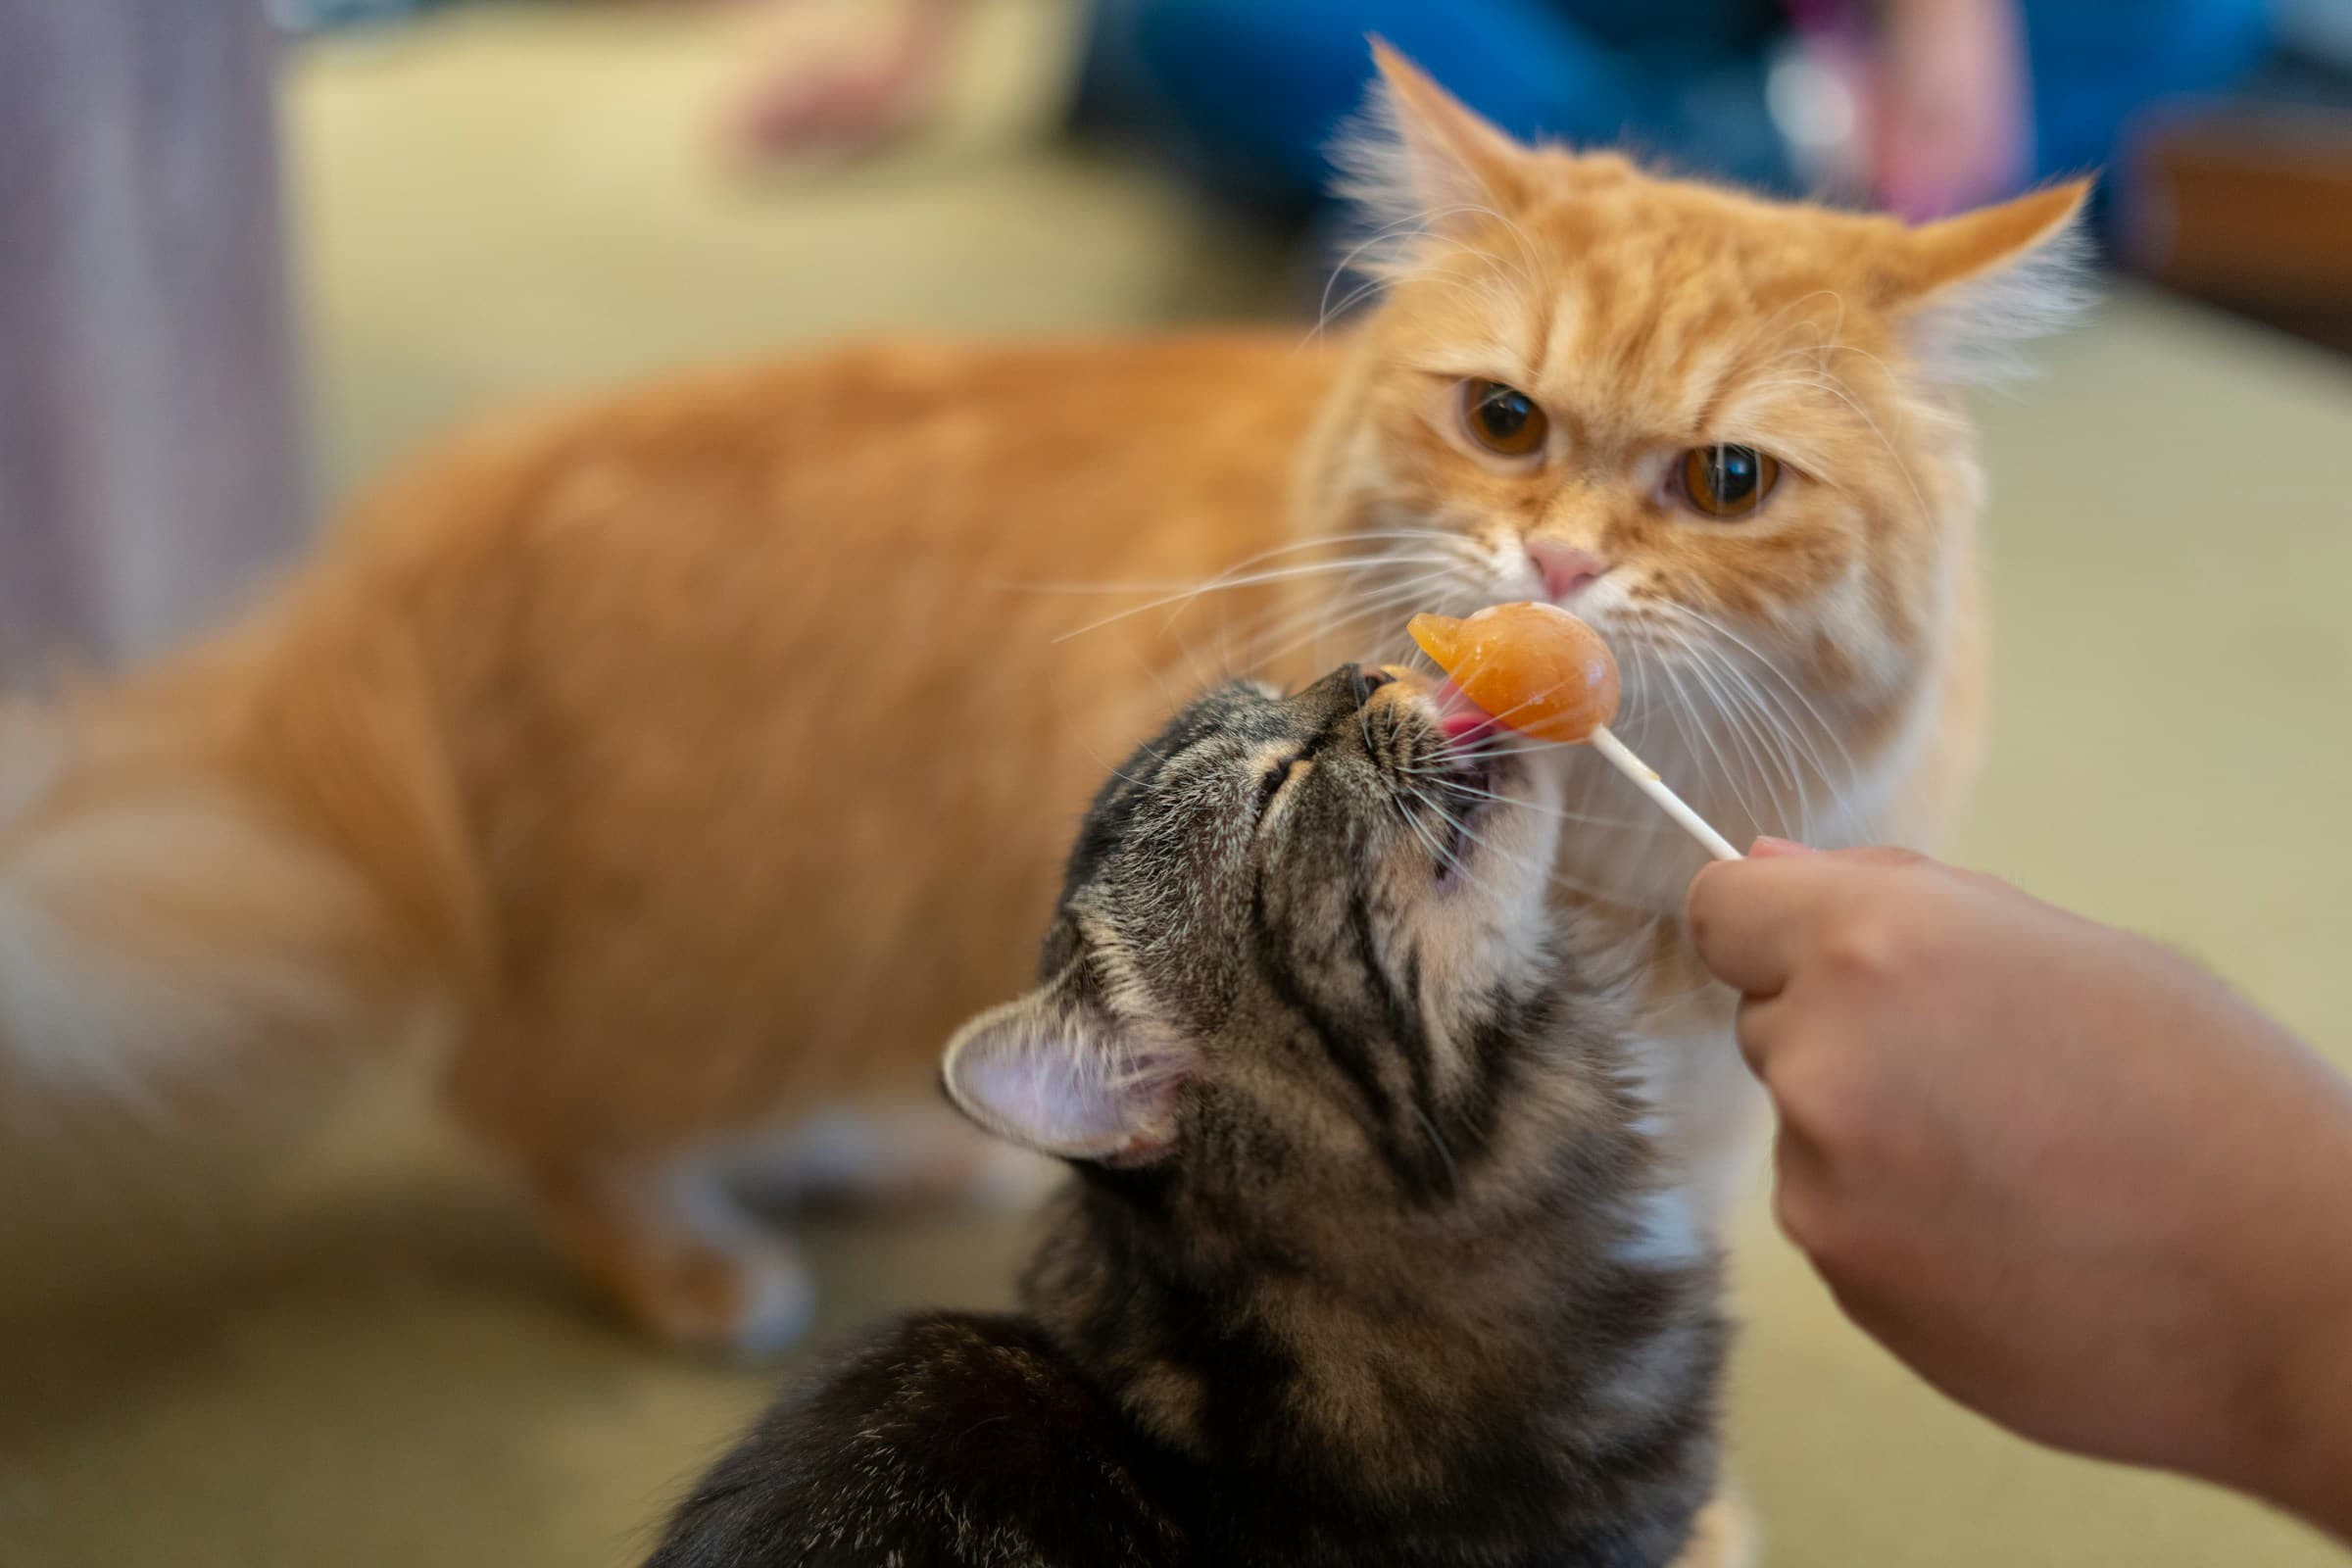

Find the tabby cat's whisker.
xmin=1408 ymin=783 xmax=1633 ymax=905
xmin=1409 ymin=1102 xmax=1461 ymax=1194
xmin=1391 ymin=782 xmax=1506 ymax=894
xmin=1373 ymin=736 xmax=1480 ymax=889
xmin=1391 ymin=774 xmax=1644 ymax=830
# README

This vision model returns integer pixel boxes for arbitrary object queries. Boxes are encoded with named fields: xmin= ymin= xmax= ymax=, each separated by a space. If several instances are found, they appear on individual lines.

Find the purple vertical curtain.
xmin=0 ymin=0 xmax=306 ymax=674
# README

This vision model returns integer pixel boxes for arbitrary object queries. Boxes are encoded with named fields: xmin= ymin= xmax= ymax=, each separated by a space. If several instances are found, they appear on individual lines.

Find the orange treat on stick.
xmin=1405 ymin=602 xmax=1740 ymax=860
xmin=1406 ymin=603 xmax=1620 ymax=744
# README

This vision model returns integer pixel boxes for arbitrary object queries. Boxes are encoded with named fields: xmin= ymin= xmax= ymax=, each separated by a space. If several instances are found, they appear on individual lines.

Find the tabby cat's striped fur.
xmin=648 ymin=667 xmax=1728 ymax=1567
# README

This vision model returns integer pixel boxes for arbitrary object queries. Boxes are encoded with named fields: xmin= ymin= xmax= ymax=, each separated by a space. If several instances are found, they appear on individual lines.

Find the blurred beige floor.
xmin=4 ymin=3 xmax=2350 ymax=1565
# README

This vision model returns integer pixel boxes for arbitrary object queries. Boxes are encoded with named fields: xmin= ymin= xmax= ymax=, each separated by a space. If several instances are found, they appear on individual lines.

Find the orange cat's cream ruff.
xmin=0 ymin=50 xmax=2085 ymax=1351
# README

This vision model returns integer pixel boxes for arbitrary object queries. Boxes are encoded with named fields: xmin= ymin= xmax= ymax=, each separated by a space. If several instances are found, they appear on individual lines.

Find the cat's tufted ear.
xmin=1876 ymin=178 xmax=2096 ymax=384
xmin=1335 ymin=40 xmax=1536 ymax=241
xmin=941 ymin=974 xmax=1189 ymax=1165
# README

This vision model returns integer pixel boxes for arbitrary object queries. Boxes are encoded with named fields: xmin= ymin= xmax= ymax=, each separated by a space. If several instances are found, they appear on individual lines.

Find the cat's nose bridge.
xmin=1346 ymin=663 xmax=1396 ymax=708
xmin=1526 ymin=484 xmax=1649 ymax=564
xmin=1284 ymin=665 xmax=1402 ymax=753
xmin=1295 ymin=662 xmax=1390 ymax=720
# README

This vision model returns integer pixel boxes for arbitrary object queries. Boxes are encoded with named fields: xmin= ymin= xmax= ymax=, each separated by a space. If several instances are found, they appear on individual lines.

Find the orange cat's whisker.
xmin=1657 ymin=629 xmax=1810 ymax=838
xmin=988 ymin=528 xmax=1474 ymax=599
xmin=1633 ymin=626 xmax=1774 ymax=842
xmin=1230 ymin=567 xmax=1467 ymax=675
xmin=1050 ymin=553 xmax=1468 ymax=646
xmin=1644 ymin=599 xmax=1854 ymax=789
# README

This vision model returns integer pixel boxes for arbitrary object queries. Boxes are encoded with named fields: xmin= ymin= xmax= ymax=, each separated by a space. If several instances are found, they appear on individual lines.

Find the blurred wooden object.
xmin=0 ymin=0 xmax=306 ymax=673
xmin=2127 ymin=106 xmax=2352 ymax=353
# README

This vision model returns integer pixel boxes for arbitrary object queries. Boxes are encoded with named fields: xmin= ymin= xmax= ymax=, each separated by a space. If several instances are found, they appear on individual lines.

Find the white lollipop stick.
xmin=1587 ymin=725 xmax=1742 ymax=861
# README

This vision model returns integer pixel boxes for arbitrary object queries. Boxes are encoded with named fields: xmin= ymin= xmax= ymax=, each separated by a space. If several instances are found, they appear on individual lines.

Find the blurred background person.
xmin=719 ymin=0 xmax=2273 ymax=225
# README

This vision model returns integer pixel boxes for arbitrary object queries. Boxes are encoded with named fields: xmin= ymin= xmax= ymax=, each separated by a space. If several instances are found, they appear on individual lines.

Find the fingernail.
xmin=1749 ymin=836 xmax=1817 ymax=858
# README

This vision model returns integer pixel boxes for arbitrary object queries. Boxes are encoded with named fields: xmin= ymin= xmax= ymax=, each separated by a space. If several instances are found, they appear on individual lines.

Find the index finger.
xmin=1685 ymin=847 xmax=1924 ymax=996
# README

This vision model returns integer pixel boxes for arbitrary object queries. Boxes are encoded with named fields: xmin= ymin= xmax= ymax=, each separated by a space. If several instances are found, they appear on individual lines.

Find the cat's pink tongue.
xmin=1432 ymin=678 xmax=1498 ymax=744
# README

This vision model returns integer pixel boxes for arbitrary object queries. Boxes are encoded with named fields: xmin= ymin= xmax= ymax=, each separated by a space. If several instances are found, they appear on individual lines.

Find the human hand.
xmin=726 ymin=0 xmax=961 ymax=162
xmin=1687 ymin=846 xmax=2352 ymax=1538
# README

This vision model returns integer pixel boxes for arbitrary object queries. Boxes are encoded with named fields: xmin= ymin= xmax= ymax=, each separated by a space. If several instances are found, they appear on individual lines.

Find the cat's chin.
xmin=1551 ymin=811 xmax=1708 ymax=915
xmin=1548 ymin=741 xmax=1804 ymax=914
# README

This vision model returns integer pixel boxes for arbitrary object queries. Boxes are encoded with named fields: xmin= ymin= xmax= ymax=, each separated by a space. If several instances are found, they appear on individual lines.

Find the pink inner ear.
xmin=945 ymin=1008 xmax=1186 ymax=1162
xmin=961 ymin=1049 xmax=1129 ymax=1154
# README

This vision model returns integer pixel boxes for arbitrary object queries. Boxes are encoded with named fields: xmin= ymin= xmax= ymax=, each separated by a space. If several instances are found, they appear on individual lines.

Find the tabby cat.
xmin=0 ymin=47 xmax=2084 ymax=1348
xmin=646 ymin=665 xmax=1736 ymax=1567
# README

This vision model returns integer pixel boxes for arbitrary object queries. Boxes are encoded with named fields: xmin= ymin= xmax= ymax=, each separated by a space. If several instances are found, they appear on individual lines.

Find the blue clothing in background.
xmin=1072 ymin=0 xmax=2274 ymax=217
xmin=2029 ymin=0 xmax=2274 ymax=178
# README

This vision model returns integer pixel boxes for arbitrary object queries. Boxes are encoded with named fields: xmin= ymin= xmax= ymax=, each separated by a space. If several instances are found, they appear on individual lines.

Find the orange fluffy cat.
xmin=0 ymin=49 xmax=2083 ymax=1352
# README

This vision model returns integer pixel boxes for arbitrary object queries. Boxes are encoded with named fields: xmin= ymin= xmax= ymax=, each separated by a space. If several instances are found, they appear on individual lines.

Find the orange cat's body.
xmin=0 ymin=52 xmax=2083 ymax=1352
xmin=4 ymin=334 xmax=1337 ymax=1343
xmin=343 ymin=334 xmax=1332 ymax=1158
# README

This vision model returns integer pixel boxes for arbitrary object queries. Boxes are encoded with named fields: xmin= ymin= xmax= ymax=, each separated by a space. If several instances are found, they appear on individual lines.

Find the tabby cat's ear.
xmin=1336 ymin=40 xmax=1535 ymax=239
xmin=941 ymin=979 xmax=1188 ymax=1164
xmin=1877 ymin=178 xmax=2096 ymax=384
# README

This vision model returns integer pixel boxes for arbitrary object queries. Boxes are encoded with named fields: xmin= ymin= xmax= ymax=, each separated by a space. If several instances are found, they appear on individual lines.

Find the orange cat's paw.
xmin=526 ymin=1156 xmax=818 ymax=1357
xmin=619 ymin=1234 xmax=817 ymax=1359
xmin=1673 ymin=1482 xmax=1759 ymax=1568
xmin=741 ymin=1106 xmax=1059 ymax=1214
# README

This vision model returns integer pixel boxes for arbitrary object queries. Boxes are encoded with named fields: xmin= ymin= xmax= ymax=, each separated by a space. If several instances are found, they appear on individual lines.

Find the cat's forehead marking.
xmin=1242 ymin=735 xmax=1300 ymax=770
xmin=1400 ymin=187 xmax=1879 ymax=453
xmin=1068 ymin=905 xmax=1160 ymax=1019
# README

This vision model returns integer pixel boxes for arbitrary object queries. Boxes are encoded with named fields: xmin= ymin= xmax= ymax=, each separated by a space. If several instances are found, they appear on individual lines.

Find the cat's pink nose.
xmin=1526 ymin=540 xmax=1605 ymax=602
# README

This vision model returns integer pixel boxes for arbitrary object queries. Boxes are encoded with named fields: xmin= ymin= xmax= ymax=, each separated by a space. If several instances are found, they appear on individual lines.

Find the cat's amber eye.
xmin=1461 ymin=379 xmax=1548 ymax=459
xmin=1677 ymin=445 xmax=1781 ymax=519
